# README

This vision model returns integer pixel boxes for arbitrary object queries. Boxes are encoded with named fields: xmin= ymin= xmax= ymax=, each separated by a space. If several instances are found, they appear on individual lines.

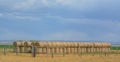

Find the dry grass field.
xmin=0 ymin=44 xmax=120 ymax=62
xmin=0 ymin=53 xmax=120 ymax=62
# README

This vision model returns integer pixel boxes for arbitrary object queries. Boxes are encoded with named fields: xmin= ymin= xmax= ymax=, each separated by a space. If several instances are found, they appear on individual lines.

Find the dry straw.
xmin=13 ymin=41 xmax=111 ymax=55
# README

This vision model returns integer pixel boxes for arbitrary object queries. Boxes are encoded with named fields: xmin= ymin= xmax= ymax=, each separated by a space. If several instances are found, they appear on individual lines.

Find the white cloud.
xmin=13 ymin=0 xmax=37 ymax=10
xmin=0 ymin=0 xmax=119 ymax=11
xmin=0 ymin=28 xmax=39 ymax=40
xmin=46 ymin=14 xmax=120 ymax=27
xmin=42 ymin=30 xmax=89 ymax=40
xmin=0 ymin=13 xmax=3 ymax=16
xmin=98 ymin=32 xmax=120 ymax=42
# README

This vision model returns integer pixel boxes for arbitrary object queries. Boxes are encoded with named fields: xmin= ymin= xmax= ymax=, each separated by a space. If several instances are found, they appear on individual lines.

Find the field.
xmin=0 ymin=45 xmax=120 ymax=62
xmin=0 ymin=53 xmax=120 ymax=62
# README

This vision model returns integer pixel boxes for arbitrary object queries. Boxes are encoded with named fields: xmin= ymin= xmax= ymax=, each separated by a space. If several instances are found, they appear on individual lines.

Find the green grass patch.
xmin=111 ymin=46 xmax=120 ymax=50
xmin=0 ymin=45 xmax=13 ymax=48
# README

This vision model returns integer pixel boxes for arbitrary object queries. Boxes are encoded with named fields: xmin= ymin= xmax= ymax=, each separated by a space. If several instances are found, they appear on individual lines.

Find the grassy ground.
xmin=0 ymin=45 xmax=120 ymax=62
xmin=0 ymin=45 xmax=13 ymax=49
xmin=0 ymin=53 xmax=120 ymax=62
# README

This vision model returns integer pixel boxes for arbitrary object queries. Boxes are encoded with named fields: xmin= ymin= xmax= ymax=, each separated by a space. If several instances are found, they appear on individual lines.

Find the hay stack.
xmin=79 ymin=42 xmax=85 ymax=53
xmin=24 ymin=41 xmax=34 ymax=53
xmin=94 ymin=42 xmax=103 ymax=52
xmin=35 ymin=42 xmax=46 ymax=53
xmin=46 ymin=42 xmax=53 ymax=53
xmin=51 ymin=42 xmax=57 ymax=53
xmin=13 ymin=41 xmax=23 ymax=47
xmin=62 ymin=42 xmax=67 ymax=53
xmin=66 ymin=42 xmax=71 ymax=54
xmin=24 ymin=41 xmax=34 ymax=47
xmin=83 ymin=42 xmax=88 ymax=52
xmin=78 ymin=42 xmax=82 ymax=53
xmin=13 ymin=41 xmax=25 ymax=53
xmin=73 ymin=42 xmax=79 ymax=53
xmin=87 ymin=42 xmax=94 ymax=52
xmin=102 ymin=42 xmax=111 ymax=52
xmin=55 ymin=42 xmax=61 ymax=53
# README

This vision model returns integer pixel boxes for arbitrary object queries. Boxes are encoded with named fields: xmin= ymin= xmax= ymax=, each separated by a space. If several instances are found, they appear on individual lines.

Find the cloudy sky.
xmin=0 ymin=0 xmax=120 ymax=43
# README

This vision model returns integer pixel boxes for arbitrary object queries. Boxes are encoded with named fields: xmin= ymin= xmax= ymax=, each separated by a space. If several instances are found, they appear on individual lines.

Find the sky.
xmin=0 ymin=0 xmax=120 ymax=44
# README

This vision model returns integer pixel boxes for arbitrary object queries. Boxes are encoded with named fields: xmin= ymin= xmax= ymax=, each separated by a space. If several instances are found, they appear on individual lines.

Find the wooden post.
xmin=66 ymin=47 xmax=68 ymax=54
xmin=77 ymin=47 xmax=79 ymax=54
xmin=3 ymin=48 xmax=6 ymax=55
xmin=32 ymin=45 xmax=36 ymax=57
xmin=54 ymin=48 xmax=56 ymax=54
xmin=50 ymin=48 xmax=54 ymax=58
xmin=46 ymin=47 xmax=47 ymax=54
xmin=81 ymin=48 xmax=82 ymax=55
xmin=62 ymin=48 xmax=65 ymax=56
xmin=16 ymin=47 xmax=18 ymax=55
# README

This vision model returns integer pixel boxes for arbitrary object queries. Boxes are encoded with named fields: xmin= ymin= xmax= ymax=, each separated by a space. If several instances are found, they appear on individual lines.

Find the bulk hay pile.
xmin=13 ymin=41 xmax=111 ymax=56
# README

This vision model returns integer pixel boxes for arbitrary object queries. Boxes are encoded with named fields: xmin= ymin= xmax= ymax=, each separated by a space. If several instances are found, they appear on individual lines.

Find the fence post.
xmin=32 ymin=45 xmax=36 ymax=57
xmin=50 ymin=48 xmax=54 ymax=58
xmin=62 ymin=48 xmax=65 ymax=56
xmin=3 ymin=48 xmax=6 ymax=55
xmin=16 ymin=47 xmax=18 ymax=55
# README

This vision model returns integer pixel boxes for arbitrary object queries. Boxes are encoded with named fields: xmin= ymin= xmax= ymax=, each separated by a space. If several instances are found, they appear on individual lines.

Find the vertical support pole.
xmin=54 ymin=48 xmax=56 ymax=54
xmin=32 ymin=45 xmax=36 ymax=57
xmin=62 ymin=48 xmax=65 ymax=56
xmin=46 ymin=47 xmax=47 ymax=54
xmin=81 ymin=48 xmax=82 ymax=55
xmin=3 ymin=48 xmax=6 ymax=55
xmin=92 ymin=47 xmax=94 ymax=56
xmin=74 ymin=47 xmax=76 ymax=54
xmin=50 ymin=48 xmax=53 ymax=58
xmin=77 ymin=47 xmax=79 ymax=54
xmin=66 ymin=47 xmax=68 ymax=54
xmin=16 ymin=47 xmax=18 ymax=55
xmin=104 ymin=47 xmax=107 ymax=56
xmin=70 ymin=47 xmax=72 ymax=54
xmin=116 ymin=47 xmax=118 ymax=55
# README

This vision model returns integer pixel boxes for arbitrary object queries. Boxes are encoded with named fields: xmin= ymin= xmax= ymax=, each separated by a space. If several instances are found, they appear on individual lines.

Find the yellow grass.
xmin=0 ymin=53 xmax=120 ymax=62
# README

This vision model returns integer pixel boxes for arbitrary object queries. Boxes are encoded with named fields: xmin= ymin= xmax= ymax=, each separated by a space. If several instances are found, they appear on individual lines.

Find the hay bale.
xmin=102 ymin=42 xmax=111 ymax=52
xmin=55 ymin=42 xmax=61 ymax=53
xmin=13 ymin=41 xmax=25 ymax=53
xmin=13 ymin=41 xmax=22 ymax=47
xmin=24 ymin=41 xmax=34 ymax=47
xmin=24 ymin=41 xmax=34 ymax=53
xmin=87 ymin=42 xmax=94 ymax=52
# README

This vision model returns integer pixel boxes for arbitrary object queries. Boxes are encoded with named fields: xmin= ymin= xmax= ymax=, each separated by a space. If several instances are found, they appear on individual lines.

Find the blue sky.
xmin=0 ymin=0 xmax=120 ymax=43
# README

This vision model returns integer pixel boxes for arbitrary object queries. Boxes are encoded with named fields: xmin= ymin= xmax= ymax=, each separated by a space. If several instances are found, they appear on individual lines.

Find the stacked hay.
xmin=87 ymin=42 xmax=94 ymax=53
xmin=24 ymin=41 xmax=34 ymax=53
xmin=67 ymin=42 xmax=71 ymax=54
xmin=46 ymin=42 xmax=53 ymax=54
xmin=13 ymin=41 xmax=111 ymax=55
xmin=78 ymin=42 xmax=84 ymax=53
xmin=59 ymin=42 xmax=64 ymax=53
xmin=52 ymin=41 xmax=57 ymax=53
xmin=74 ymin=42 xmax=79 ymax=53
xmin=83 ymin=42 xmax=88 ymax=53
xmin=56 ymin=42 xmax=61 ymax=53
xmin=102 ymin=42 xmax=111 ymax=53
xmin=13 ymin=41 xmax=20 ymax=53
xmin=35 ymin=41 xmax=43 ymax=53
xmin=13 ymin=41 xmax=25 ymax=53
xmin=69 ymin=42 xmax=73 ymax=53
xmin=94 ymin=42 xmax=99 ymax=52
